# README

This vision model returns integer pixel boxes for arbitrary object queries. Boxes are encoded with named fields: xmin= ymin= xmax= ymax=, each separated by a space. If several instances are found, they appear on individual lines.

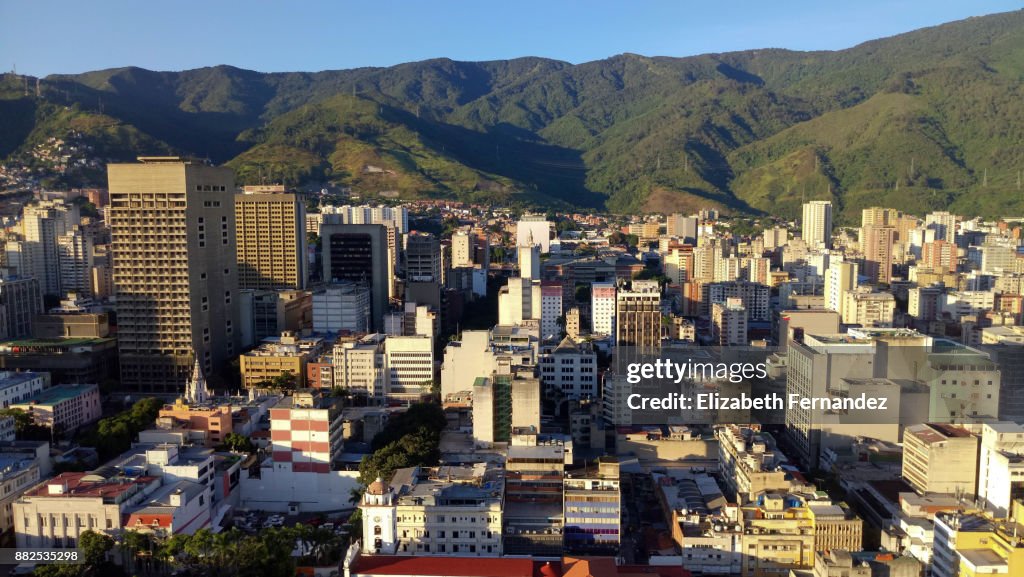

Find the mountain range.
xmin=4 ymin=10 xmax=1024 ymax=222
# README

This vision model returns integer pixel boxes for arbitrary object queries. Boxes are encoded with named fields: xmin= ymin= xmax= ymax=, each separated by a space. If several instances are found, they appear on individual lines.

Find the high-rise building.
xmin=384 ymin=335 xmax=433 ymax=399
xmin=0 ymin=277 xmax=43 ymax=339
xmin=404 ymin=231 xmax=441 ymax=283
xmin=615 ymin=280 xmax=661 ymax=348
xmin=712 ymin=297 xmax=748 ymax=346
xmin=18 ymin=200 xmax=79 ymax=297
xmin=235 ymin=185 xmax=307 ymax=290
xmin=591 ymin=282 xmax=616 ymax=336
xmin=824 ymin=261 xmax=858 ymax=316
xmin=802 ymin=200 xmax=833 ymax=249
xmin=312 ymin=283 xmax=371 ymax=333
xmin=540 ymin=281 xmax=563 ymax=339
xmin=56 ymin=226 xmax=93 ymax=298
xmin=861 ymin=207 xmax=900 ymax=228
xmin=922 ymin=240 xmax=957 ymax=273
xmin=862 ymin=225 xmax=895 ymax=285
xmin=763 ymin=226 xmax=789 ymax=250
xmin=666 ymin=214 xmax=699 ymax=244
xmin=925 ymin=211 xmax=957 ymax=244
xmin=663 ymin=245 xmax=694 ymax=285
xmin=108 ymin=157 xmax=239 ymax=391
xmin=517 ymin=245 xmax=540 ymax=280
xmin=704 ymin=281 xmax=770 ymax=321
xmin=320 ymin=223 xmax=390 ymax=331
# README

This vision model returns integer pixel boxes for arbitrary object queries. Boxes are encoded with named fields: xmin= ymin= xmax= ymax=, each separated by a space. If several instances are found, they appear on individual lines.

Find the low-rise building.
xmin=0 ymin=370 xmax=49 ymax=409
xmin=10 ymin=383 xmax=101 ymax=433
xmin=239 ymin=331 xmax=329 ymax=389
xmin=563 ymin=457 xmax=621 ymax=555
xmin=902 ymin=423 xmax=978 ymax=497
xmin=360 ymin=464 xmax=505 ymax=556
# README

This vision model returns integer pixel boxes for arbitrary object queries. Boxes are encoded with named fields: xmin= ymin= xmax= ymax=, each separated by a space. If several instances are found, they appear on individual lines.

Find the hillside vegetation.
xmin=5 ymin=10 xmax=1024 ymax=219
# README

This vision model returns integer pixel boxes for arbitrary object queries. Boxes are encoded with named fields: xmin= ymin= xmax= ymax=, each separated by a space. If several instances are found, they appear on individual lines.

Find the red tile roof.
xmin=350 ymin=556 xmax=538 ymax=577
xmin=24 ymin=472 xmax=158 ymax=499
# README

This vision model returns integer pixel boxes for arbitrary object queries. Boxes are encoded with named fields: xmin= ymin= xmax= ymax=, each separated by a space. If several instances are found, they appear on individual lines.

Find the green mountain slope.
xmin=5 ymin=10 xmax=1024 ymax=217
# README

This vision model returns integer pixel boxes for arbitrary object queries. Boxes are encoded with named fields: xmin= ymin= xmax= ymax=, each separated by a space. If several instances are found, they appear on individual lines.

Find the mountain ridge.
xmin=4 ymin=9 xmax=1024 ymax=221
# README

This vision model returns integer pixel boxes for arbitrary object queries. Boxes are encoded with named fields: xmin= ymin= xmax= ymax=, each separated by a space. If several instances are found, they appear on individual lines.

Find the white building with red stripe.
xmin=240 ymin=390 xmax=359 ymax=512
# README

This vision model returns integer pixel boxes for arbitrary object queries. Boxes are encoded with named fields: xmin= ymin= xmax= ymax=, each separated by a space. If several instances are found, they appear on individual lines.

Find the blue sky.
xmin=0 ymin=1 xmax=1019 ymax=76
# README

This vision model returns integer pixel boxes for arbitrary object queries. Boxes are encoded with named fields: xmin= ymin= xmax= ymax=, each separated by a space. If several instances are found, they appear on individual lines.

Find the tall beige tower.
xmin=235 ymin=185 xmax=307 ymax=290
xmin=801 ymin=200 xmax=833 ymax=249
xmin=108 ymin=157 xmax=240 ymax=392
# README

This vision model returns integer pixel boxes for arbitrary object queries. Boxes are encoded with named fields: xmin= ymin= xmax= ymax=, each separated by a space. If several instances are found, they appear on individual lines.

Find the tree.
xmin=219 ymin=432 xmax=256 ymax=453
xmin=0 ymin=408 xmax=49 ymax=440
xmin=80 ymin=530 xmax=115 ymax=571
xmin=271 ymin=370 xmax=298 ymax=391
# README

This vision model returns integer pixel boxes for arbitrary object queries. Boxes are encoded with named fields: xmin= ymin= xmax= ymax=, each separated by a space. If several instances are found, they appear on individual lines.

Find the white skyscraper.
xmin=801 ymin=200 xmax=833 ymax=249
xmin=824 ymin=260 xmax=858 ymax=316
xmin=591 ymin=282 xmax=616 ymax=336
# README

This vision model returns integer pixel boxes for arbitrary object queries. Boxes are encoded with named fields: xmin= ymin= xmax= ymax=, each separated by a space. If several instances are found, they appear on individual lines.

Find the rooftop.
xmin=23 ymin=472 xmax=159 ymax=500
xmin=13 ymin=383 xmax=96 ymax=406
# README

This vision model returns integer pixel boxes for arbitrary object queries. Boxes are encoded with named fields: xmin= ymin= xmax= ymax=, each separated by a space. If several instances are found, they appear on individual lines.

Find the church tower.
xmin=361 ymin=477 xmax=397 ymax=554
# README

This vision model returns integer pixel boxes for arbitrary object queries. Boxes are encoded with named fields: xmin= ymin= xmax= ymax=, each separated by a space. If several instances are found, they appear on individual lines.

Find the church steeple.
xmin=185 ymin=357 xmax=208 ymax=404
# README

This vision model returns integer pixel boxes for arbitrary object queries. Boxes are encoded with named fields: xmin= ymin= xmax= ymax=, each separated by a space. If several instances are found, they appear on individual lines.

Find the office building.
xmin=312 ymin=282 xmax=371 ymax=333
xmin=517 ymin=244 xmax=540 ymax=280
xmin=615 ymin=280 xmax=661 ymax=348
xmin=0 ymin=276 xmax=43 ymax=339
xmin=108 ymin=157 xmax=239 ymax=391
xmin=383 ymin=335 xmax=433 ymax=399
xmin=404 ymin=231 xmax=442 ymax=283
xmin=498 ymin=277 xmax=541 ymax=327
xmin=320 ymin=223 xmax=390 ymax=331
xmin=235 ymin=185 xmax=307 ymax=290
